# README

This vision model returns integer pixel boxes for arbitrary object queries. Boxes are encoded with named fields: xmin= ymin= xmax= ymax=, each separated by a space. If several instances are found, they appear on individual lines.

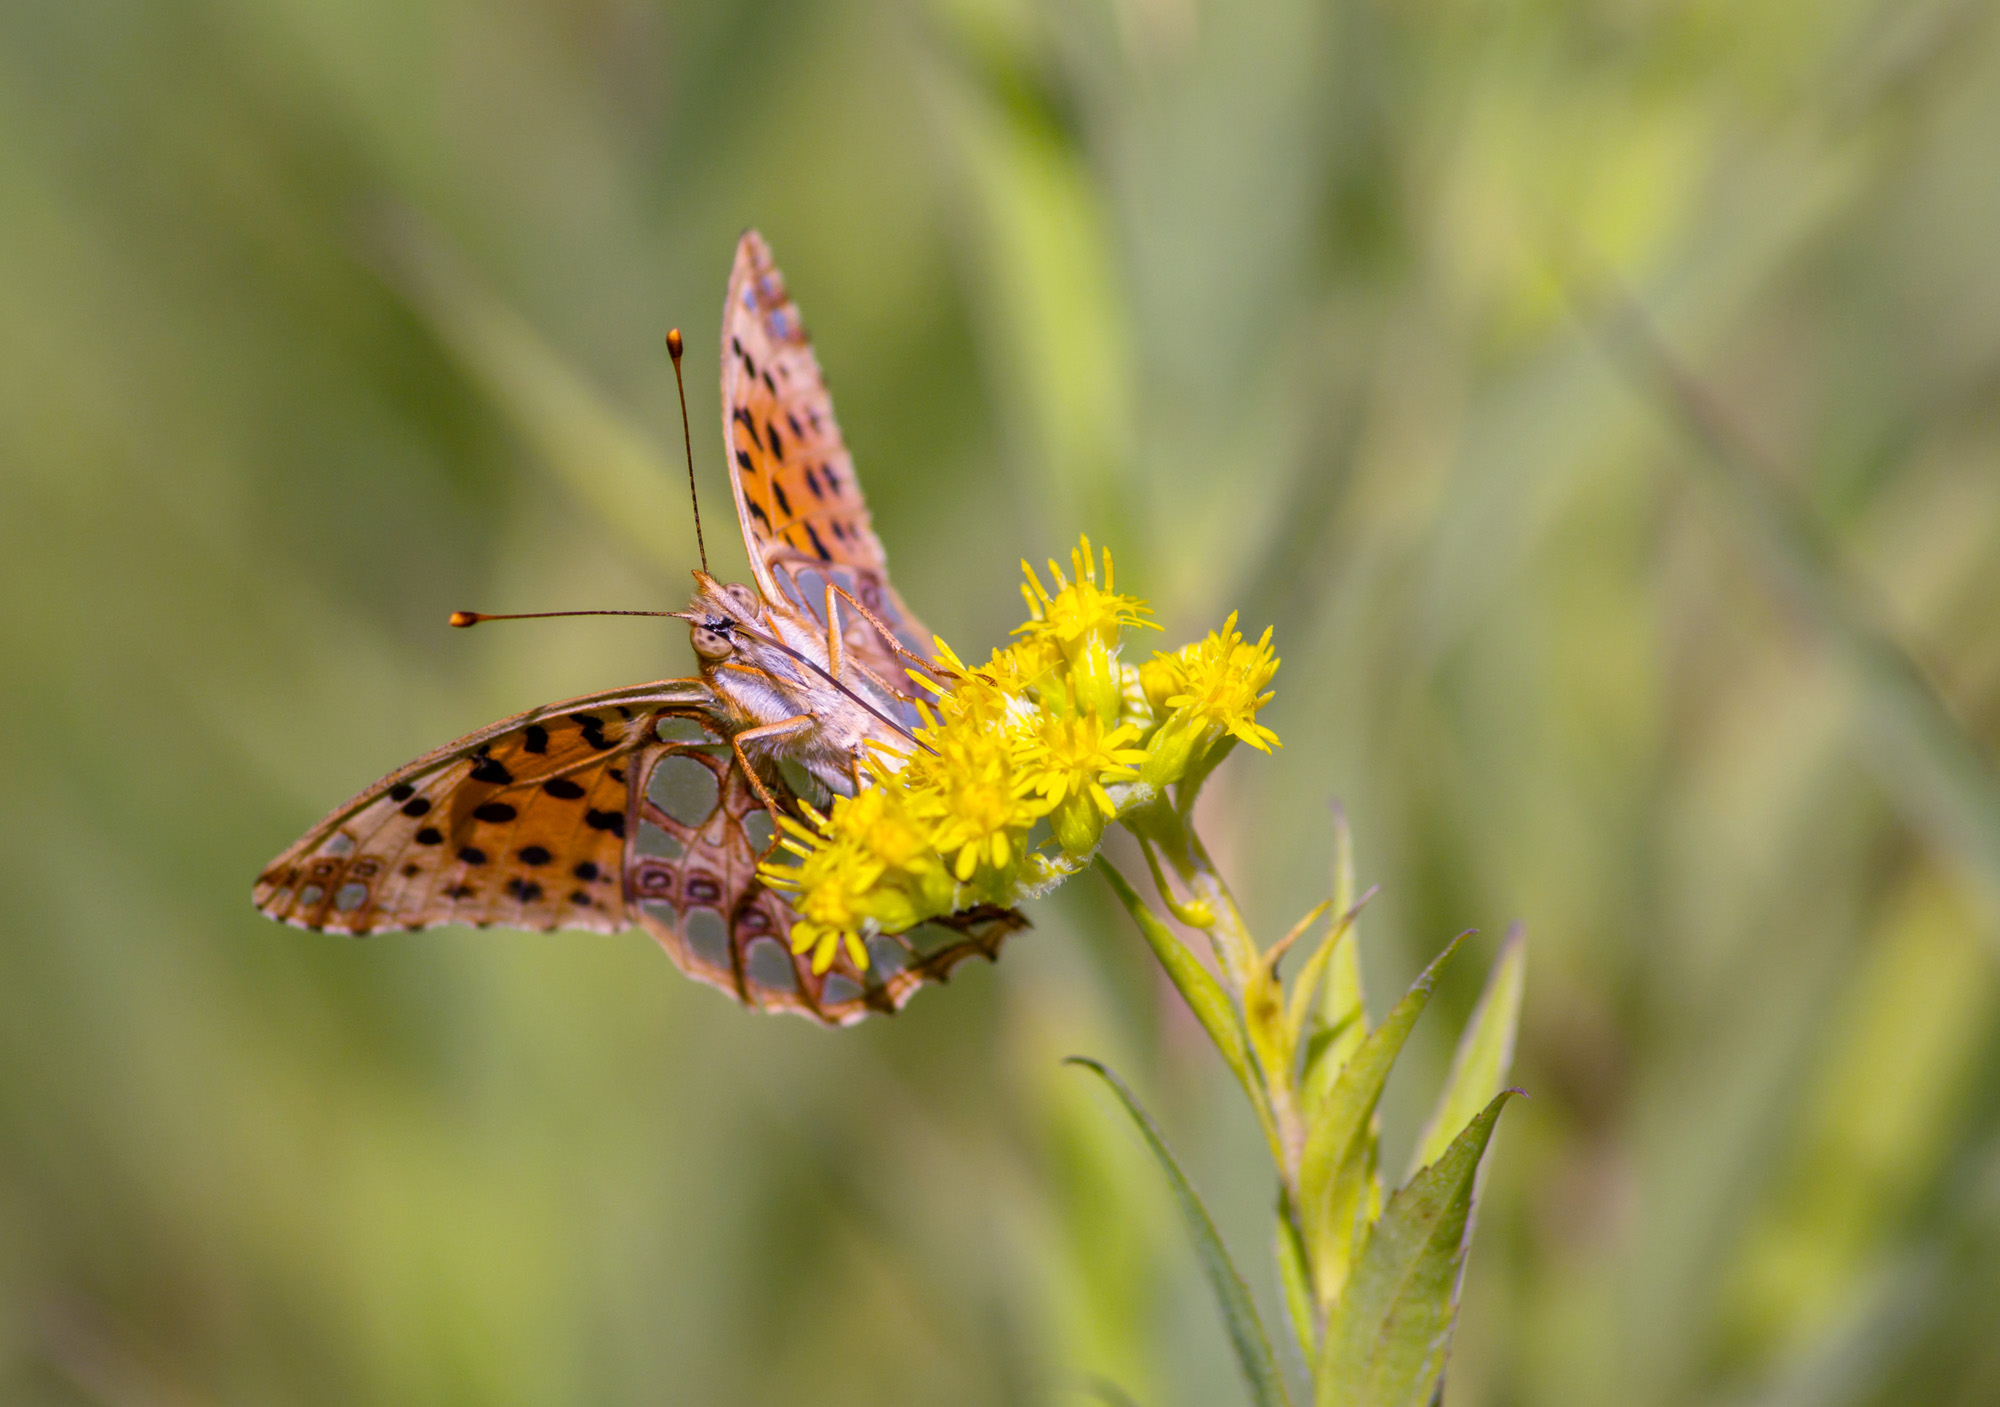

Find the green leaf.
xmin=1316 ymin=1091 xmax=1519 ymax=1407
xmin=1275 ymin=1192 xmax=1317 ymax=1362
xmin=1313 ymin=803 xmax=1365 ymax=1039
xmin=1095 ymin=858 xmax=1254 ymax=1098
xmin=1288 ymin=889 xmax=1377 ymax=1078
xmin=1406 ymin=925 xmax=1526 ymax=1179
xmin=1246 ymin=898 xmax=1333 ymax=1108
xmin=1066 ymin=1059 xmax=1295 ymax=1407
xmin=1297 ymin=932 xmax=1469 ymax=1313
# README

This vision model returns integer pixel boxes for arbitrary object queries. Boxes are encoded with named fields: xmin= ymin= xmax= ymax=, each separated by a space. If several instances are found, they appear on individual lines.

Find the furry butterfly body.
xmin=254 ymin=232 xmax=1022 ymax=1024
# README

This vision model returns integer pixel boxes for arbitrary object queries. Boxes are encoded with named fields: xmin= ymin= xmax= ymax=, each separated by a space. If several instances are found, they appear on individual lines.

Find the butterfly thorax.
xmin=685 ymin=572 xmax=908 ymax=800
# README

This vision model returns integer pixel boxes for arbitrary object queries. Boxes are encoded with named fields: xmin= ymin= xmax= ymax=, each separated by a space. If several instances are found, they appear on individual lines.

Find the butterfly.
xmin=254 ymin=230 xmax=1024 ymax=1025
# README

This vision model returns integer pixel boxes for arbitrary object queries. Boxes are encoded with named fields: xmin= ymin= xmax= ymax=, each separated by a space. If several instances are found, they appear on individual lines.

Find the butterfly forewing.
xmin=254 ymin=681 xmax=714 ymax=935
xmin=721 ymin=231 xmax=932 ymax=681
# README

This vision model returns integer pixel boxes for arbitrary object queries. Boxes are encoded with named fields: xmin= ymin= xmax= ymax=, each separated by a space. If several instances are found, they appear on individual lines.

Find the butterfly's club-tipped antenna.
xmin=666 ymin=327 xmax=709 ymax=576
xmin=448 ymin=609 xmax=684 ymax=628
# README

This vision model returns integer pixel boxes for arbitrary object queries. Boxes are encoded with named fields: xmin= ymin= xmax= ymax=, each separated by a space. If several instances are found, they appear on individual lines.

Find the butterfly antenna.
xmin=666 ymin=328 xmax=710 ymax=576
xmin=448 ymin=609 xmax=683 ymax=628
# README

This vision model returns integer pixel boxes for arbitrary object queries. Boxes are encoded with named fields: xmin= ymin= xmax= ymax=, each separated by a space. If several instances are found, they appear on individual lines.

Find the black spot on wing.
xmin=519 ymin=845 xmax=552 ymax=866
xmin=474 ymin=802 xmax=517 ymax=824
xmin=400 ymin=796 xmax=431 ymax=818
xmin=388 ymin=783 xmax=415 ymax=802
xmin=469 ymin=748 xmax=512 ymax=785
xmin=415 ymin=827 xmax=444 ymax=846
xmin=772 ymin=482 xmax=792 ymax=517
xmin=585 ymin=809 xmax=626 ymax=838
xmin=458 ymin=846 xmax=488 ymax=866
xmin=523 ymin=724 xmax=549 ymax=754
xmin=805 ymin=524 xmax=832 ymax=561
xmin=544 ymin=778 xmax=586 ymax=800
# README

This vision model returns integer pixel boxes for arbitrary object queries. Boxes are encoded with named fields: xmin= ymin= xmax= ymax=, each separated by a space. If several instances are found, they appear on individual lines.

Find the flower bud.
xmin=1050 ymin=790 xmax=1108 ymax=857
xmin=1071 ymin=634 xmax=1124 ymax=727
xmin=1140 ymin=655 xmax=1185 ymax=716
xmin=1140 ymin=713 xmax=1202 ymax=789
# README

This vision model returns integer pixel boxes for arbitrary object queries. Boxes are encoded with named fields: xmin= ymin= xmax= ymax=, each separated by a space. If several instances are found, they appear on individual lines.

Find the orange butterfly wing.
xmin=254 ymin=680 xmax=713 ymax=937
xmin=254 ymin=680 xmax=1022 ymax=1024
xmin=720 ymin=230 xmax=932 ymax=684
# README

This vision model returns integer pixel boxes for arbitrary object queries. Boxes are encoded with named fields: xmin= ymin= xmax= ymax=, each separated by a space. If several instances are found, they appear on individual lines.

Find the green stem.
xmin=1130 ymin=801 xmax=1260 ymax=994
xmin=1122 ymin=803 xmax=1306 ymax=1190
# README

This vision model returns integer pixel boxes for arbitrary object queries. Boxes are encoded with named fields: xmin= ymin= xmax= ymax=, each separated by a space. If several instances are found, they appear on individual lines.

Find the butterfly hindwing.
xmin=720 ymin=230 xmax=933 ymax=682
xmin=629 ymin=710 xmax=1025 ymax=1025
xmin=256 ymin=683 xmax=1024 ymax=1024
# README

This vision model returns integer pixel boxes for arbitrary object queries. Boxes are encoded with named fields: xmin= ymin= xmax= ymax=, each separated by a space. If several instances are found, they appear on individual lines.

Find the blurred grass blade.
xmin=1406 ymin=926 xmax=1526 ymax=1179
xmin=1585 ymin=284 xmax=2000 ymax=922
xmin=1082 ymin=1375 xmax=1151 ymax=1407
xmin=1066 ymin=1058 xmax=1294 ymax=1407
xmin=369 ymin=210 xmax=693 ymax=574
xmin=1316 ymin=1092 xmax=1519 ymax=1407
xmin=1298 ymin=933 xmax=1469 ymax=1313
xmin=1096 ymin=858 xmax=1255 ymax=1101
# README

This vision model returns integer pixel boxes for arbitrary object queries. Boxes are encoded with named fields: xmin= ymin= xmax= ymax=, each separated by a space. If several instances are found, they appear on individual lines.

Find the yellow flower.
xmin=1014 ymin=536 xmax=1156 ymax=665
xmin=1020 ymin=705 xmax=1150 ymax=855
xmin=1168 ymin=613 xmax=1282 ymax=752
xmin=905 ymin=719 xmax=1043 ymax=885
xmin=762 ymin=788 xmax=951 ymax=973
xmin=1140 ymin=613 xmax=1281 ymax=787
xmin=757 ymin=543 xmax=1282 ymax=970
xmin=764 ymin=811 xmax=879 ymax=973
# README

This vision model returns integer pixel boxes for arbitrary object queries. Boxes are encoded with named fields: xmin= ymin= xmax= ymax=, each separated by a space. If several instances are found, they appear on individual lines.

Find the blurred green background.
xmin=7 ymin=0 xmax=2000 ymax=1402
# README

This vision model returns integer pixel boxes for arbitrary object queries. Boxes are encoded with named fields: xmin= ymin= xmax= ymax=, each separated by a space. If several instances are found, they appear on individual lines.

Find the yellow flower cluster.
xmin=761 ymin=538 xmax=1281 ymax=974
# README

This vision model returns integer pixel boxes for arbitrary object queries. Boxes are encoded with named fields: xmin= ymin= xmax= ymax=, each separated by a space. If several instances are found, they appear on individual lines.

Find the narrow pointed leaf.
xmin=1288 ymin=890 xmax=1377 ymax=1069
xmin=1297 ymin=932 xmax=1469 ymax=1311
xmin=1406 ymin=926 xmax=1525 ymax=1179
xmin=1316 ymin=1091 xmax=1518 ymax=1407
xmin=1314 ymin=803 xmax=1363 ymax=1034
xmin=1067 ymin=1059 xmax=1294 ymax=1407
xmin=1097 ymin=858 xmax=1253 ymax=1096
xmin=1244 ymin=900 xmax=1328 ymax=1120
xmin=1275 ymin=1194 xmax=1317 ymax=1362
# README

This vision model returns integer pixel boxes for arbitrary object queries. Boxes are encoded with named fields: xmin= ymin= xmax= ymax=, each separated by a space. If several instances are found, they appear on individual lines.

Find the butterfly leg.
xmin=731 ymin=715 xmax=813 ymax=858
xmin=828 ymin=583 xmax=952 ymax=691
xmin=821 ymin=582 xmax=845 ymax=680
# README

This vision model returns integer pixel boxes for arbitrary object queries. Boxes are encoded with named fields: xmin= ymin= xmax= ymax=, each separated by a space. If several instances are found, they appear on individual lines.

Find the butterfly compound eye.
xmin=691 ymin=625 xmax=733 ymax=662
xmin=724 ymin=583 xmax=759 ymax=615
